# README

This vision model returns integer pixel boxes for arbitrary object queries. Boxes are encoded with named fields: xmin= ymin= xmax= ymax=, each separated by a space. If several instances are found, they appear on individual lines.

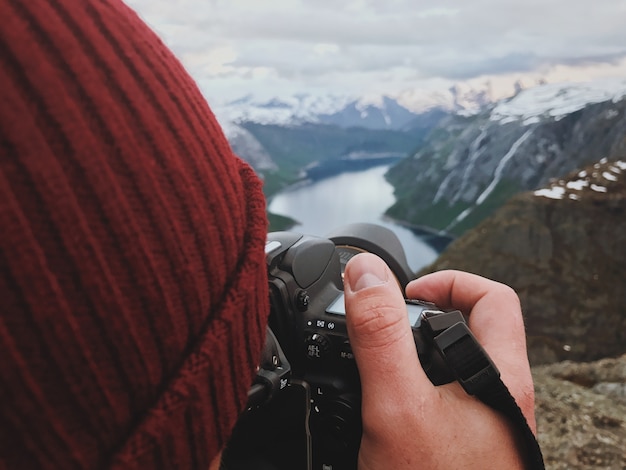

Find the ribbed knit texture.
xmin=0 ymin=0 xmax=269 ymax=468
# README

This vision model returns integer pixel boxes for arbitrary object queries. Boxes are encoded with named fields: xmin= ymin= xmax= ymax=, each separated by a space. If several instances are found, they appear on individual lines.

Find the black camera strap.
xmin=421 ymin=312 xmax=545 ymax=470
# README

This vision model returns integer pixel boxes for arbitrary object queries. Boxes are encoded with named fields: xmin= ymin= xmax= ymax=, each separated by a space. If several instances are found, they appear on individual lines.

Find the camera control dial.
xmin=305 ymin=333 xmax=330 ymax=359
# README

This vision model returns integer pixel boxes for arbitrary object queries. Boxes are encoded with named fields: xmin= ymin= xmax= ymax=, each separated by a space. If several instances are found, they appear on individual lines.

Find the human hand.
xmin=343 ymin=253 xmax=535 ymax=470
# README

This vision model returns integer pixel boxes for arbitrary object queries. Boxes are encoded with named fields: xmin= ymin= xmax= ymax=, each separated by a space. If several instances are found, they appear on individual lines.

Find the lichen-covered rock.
xmin=533 ymin=355 xmax=626 ymax=469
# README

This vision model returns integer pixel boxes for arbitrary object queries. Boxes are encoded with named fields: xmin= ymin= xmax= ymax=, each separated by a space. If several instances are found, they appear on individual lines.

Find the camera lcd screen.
xmin=326 ymin=293 xmax=423 ymax=327
xmin=326 ymin=293 xmax=347 ymax=316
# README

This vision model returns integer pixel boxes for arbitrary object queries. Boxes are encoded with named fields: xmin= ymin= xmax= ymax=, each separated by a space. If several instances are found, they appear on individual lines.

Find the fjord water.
xmin=268 ymin=164 xmax=445 ymax=272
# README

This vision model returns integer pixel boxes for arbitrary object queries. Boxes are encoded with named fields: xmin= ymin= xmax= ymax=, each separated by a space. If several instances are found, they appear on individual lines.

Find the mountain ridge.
xmin=385 ymin=81 xmax=626 ymax=235
xmin=215 ymin=82 xmax=498 ymax=129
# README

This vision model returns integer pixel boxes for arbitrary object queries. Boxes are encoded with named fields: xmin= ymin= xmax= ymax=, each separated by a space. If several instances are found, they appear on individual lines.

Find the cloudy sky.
xmin=125 ymin=0 xmax=626 ymax=110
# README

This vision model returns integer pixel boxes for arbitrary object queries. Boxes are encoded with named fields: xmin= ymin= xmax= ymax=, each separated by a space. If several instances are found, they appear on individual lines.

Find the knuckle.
xmin=498 ymin=283 xmax=522 ymax=307
xmin=484 ymin=283 xmax=525 ymax=330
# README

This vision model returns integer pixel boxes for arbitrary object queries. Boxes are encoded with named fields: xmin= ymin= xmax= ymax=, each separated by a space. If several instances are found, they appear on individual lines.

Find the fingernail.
xmin=347 ymin=254 xmax=389 ymax=292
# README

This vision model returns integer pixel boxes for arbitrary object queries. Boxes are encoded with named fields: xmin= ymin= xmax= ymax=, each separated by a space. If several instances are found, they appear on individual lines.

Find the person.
xmin=0 ymin=0 xmax=537 ymax=468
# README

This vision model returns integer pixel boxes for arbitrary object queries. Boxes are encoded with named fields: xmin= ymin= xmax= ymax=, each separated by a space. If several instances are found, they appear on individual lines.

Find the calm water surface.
xmin=268 ymin=164 xmax=441 ymax=272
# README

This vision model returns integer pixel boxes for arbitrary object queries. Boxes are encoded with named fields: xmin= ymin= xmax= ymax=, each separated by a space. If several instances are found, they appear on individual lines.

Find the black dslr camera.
xmin=222 ymin=223 xmax=468 ymax=470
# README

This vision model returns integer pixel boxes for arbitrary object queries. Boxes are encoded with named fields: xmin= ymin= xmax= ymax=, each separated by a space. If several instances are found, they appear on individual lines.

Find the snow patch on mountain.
xmin=534 ymin=158 xmax=626 ymax=200
xmin=491 ymin=79 xmax=626 ymax=125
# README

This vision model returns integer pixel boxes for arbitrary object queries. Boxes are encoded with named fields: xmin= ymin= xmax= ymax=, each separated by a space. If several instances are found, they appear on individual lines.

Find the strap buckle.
xmin=422 ymin=311 xmax=500 ymax=395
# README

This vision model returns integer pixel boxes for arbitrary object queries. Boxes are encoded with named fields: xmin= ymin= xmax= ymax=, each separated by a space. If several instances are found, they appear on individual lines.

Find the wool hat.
xmin=0 ymin=0 xmax=269 ymax=468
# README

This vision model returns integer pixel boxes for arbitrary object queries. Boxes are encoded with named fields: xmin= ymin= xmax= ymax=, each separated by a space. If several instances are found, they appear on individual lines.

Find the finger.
xmin=407 ymin=270 xmax=535 ymax=429
xmin=406 ymin=270 xmax=527 ymax=363
xmin=407 ymin=270 xmax=525 ymax=352
xmin=343 ymin=254 xmax=432 ymax=411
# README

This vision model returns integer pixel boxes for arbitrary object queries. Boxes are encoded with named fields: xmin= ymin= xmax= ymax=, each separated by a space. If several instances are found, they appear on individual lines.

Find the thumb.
xmin=343 ymin=254 xmax=431 ymax=408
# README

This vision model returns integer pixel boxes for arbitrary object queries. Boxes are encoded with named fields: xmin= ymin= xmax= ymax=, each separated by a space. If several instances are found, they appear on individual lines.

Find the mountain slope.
xmin=223 ymin=123 xmax=277 ymax=172
xmin=418 ymin=158 xmax=626 ymax=365
xmin=385 ymin=80 xmax=626 ymax=235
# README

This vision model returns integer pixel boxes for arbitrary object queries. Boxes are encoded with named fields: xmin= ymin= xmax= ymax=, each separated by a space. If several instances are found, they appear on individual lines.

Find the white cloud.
xmin=313 ymin=43 xmax=340 ymax=57
xmin=125 ymin=0 xmax=626 ymax=108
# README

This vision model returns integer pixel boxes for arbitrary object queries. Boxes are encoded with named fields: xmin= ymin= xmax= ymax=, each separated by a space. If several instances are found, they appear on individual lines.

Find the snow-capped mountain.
xmin=386 ymin=79 xmax=626 ymax=235
xmin=490 ymin=78 xmax=626 ymax=125
xmin=217 ymin=78 xmax=626 ymax=132
xmin=216 ymin=94 xmax=428 ymax=130
xmin=216 ymin=94 xmax=352 ymax=127
xmin=215 ymin=84 xmax=508 ymax=171
xmin=214 ymin=80 xmax=509 ymax=130
xmin=315 ymin=96 xmax=420 ymax=130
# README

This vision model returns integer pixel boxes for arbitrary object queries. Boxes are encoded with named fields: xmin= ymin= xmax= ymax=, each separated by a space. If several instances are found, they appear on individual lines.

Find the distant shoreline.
xmin=266 ymin=154 xmax=403 ymax=198
xmin=304 ymin=154 xmax=403 ymax=181
xmin=382 ymin=214 xmax=455 ymax=239
xmin=382 ymin=214 xmax=455 ymax=252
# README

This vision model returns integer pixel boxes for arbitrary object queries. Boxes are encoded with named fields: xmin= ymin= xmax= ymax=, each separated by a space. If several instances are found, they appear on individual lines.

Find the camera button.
xmin=305 ymin=333 xmax=330 ymax=359
xmin=339 ymin=341 xmax=354 ymax=361
xmin=295 ymin=289 xmax=310 ymax=311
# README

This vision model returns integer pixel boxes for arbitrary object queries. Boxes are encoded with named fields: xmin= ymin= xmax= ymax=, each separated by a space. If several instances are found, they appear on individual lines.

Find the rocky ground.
xmin=533 ymin=354 xmax=626 ymax=469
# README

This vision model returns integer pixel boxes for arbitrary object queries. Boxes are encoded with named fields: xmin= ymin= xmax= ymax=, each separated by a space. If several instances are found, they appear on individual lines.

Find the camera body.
xmin=223 ymin=224 xmax=457 ymax=470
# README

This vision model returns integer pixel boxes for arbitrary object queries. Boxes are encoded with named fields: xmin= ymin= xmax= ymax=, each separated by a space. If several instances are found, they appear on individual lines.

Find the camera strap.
xmin=246 ymin=328 xmax=292 ymax=410
xmin=421 ymin=312 xmax=545 ymax=470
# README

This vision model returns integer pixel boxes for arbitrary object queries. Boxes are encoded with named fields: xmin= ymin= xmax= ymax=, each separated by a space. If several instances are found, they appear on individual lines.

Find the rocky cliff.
xmin=418 ymin=158 xmax=626 ymax=365
xmin=386 ymin=82 xmax=626 ymax=235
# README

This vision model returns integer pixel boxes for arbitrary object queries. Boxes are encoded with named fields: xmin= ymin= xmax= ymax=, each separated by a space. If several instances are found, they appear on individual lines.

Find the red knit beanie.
xmin=0 ymin=0 xmax=269 ymax=468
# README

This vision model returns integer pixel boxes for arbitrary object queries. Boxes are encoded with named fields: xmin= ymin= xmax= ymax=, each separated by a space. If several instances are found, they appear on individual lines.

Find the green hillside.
xmin=243 ymin=122 xmax=426 ymax=197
